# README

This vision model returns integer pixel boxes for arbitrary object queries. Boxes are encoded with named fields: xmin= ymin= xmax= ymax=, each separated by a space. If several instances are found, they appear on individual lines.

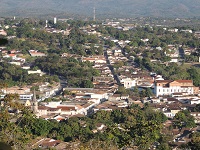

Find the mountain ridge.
xmin=0 ymin=0 xmax=200 ymax=18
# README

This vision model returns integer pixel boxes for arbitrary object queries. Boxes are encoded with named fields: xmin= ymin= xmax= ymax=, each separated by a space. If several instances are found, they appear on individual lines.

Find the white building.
xmin=94 ymin=59 xmax=106 ymax=64
xmin=151 ymin=98 xmax=161 ymax=103
xmin=1 ymin=86 xmax=33 ymax=100
xmin=121 ymin=78 xmax=137 ymax=89
xmin=168 ymin=28 xmax=178 ymax=32
xmin=154 ymin=80 xmax=198 ymax=97
xmin=0 ymin=94 xmax=33 ymax=100
xmin=170 ymin=57 xmax=179 ymax=63
xmin=181 ymin=29 xmax=193 ymax=33
xmin=154 ymin=75 xmax=164 ymax=81
xmin=36 ymin=101 xmax=94 ymax=117
xmin=28 ymin=70 xmax=44 ymax=76
xmin=164 ymin=111 xmax=178 ymax=118
xmin=188 ymin=99 xmax=200 ymax=105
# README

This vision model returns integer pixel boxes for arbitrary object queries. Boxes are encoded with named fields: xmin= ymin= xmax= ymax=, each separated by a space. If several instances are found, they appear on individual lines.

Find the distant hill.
xmin=1 ymin=0 xmax=200 ymax=18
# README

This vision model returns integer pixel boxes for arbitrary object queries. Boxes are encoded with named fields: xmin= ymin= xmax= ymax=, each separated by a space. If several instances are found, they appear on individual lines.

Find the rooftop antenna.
xmin=93 ymin=7 xmax=96 ymax=21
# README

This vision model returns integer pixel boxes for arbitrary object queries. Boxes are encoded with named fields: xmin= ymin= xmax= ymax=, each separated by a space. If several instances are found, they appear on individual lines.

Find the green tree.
xmin=173 ymin=110 xmax=195 ymax=128
xmin=188 ymin=67 xmax=200 ymax=86
xmin=115 ymin=86 xmax=127 ymax=94
xmin=80 ymin=80 xmax=94 ymax=88
xmin=0 ymin=94 xmax=30 ymax=149
xmin=145 ymin=88 xmax=153 ymax=97
xmin=133 ymin=86 xmax=139 ymax=97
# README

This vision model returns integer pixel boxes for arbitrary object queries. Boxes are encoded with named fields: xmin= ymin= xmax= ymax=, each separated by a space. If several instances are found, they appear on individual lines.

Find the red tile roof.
xmin=8 ymin=54 xmax=16 ymax=57
xmin=57 ymin=106 xmax=76 ymax=111
xmin=175 ymin=80 xmax=193 ymax=83
xmin=156 ymin=80 xmax=172 ymax=83
xmin=38 ymin=106 xmax=48 ymax=110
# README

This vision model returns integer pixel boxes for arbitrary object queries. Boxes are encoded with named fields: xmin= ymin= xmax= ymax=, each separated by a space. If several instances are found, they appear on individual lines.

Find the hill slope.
xmin=0 ymin=0 xmax=200 ymax=18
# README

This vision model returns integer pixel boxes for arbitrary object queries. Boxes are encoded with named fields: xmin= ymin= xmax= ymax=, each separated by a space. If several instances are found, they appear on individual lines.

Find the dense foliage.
xmin=7 ymin=20 xmax=103 ymax=56
xmin=173 ymin=110 xmax=196 ymax=129
xmin=0 ymin=62 xmax=59 ymax=87
xmin=98 ymin=25 xmax=200 ymax=48
xmin=135 ymin=57 xmax=200 ymax=86
xmin=17 ymin=104 xmax=168 ymax=149
xmin=2 ymin=18 xmax=200 ymax=150
xmin=34 ymin=54 xmax=99 ymax=87
xmin=0 ymin=94 xmax=30 ymax=149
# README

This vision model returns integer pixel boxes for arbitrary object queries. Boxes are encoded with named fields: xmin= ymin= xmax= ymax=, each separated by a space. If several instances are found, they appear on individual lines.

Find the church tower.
xmin=32 ymin=89 xmax=38 ymax=114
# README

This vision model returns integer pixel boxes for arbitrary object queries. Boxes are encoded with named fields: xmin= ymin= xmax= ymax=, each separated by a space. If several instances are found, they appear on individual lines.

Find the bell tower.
xmin=32 ymin=89 xmax=38 ymax=114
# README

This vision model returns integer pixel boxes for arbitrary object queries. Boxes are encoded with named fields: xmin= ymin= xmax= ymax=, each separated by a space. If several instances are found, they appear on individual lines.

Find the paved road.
xmin=55 ymin=76 xmax=67 ymax=95
xmin=178 ymin=47 xmax=185 ymax=59
xmin=103 ymin=46 xmax=121 ymax=85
